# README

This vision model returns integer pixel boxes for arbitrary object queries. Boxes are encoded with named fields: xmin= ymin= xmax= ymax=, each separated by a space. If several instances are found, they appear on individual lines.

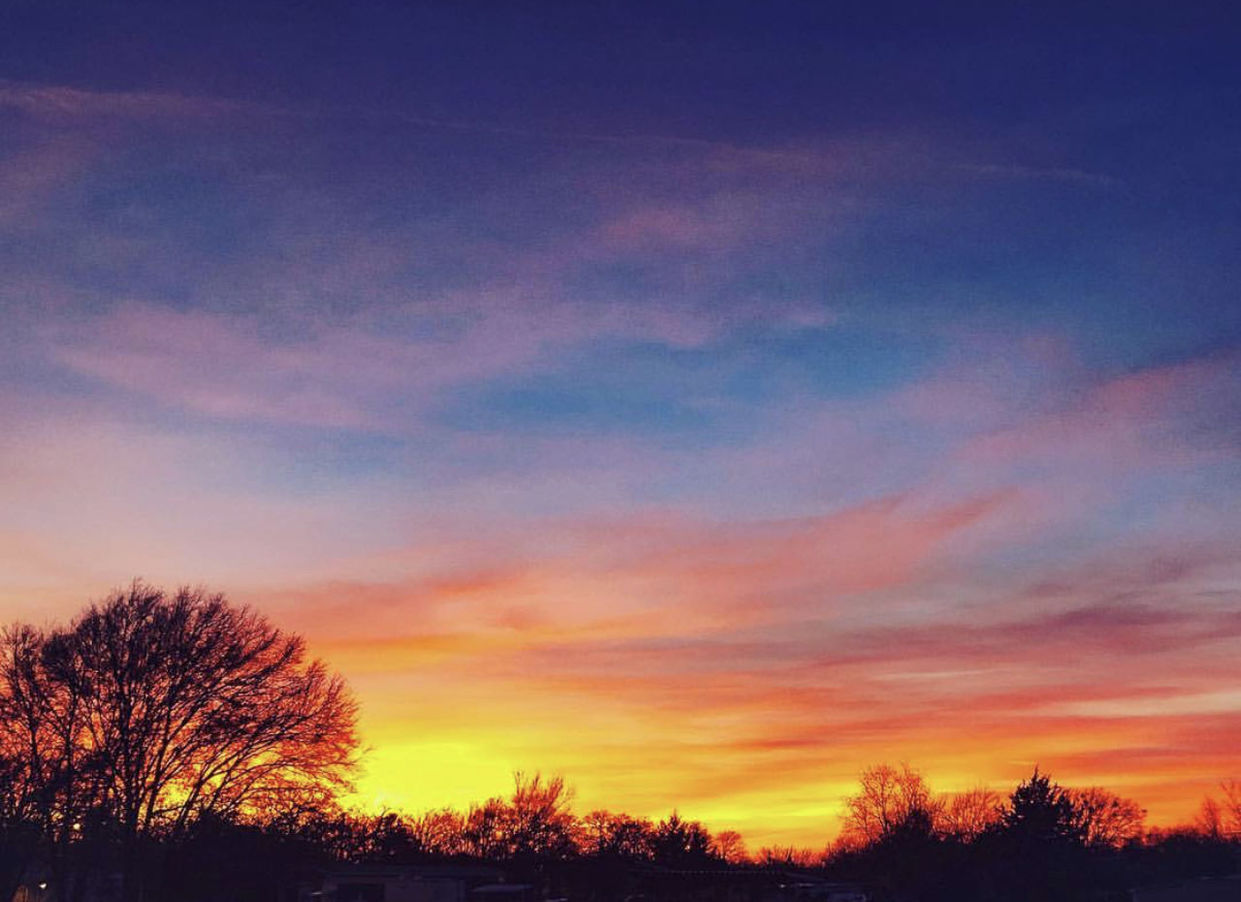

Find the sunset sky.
xmin=2 ymin=2 xmax=1239 ymax=848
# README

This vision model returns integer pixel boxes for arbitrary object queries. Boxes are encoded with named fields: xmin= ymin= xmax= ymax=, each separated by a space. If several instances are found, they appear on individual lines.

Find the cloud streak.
xmin=1 ymin=64 xmax=1238 ymax=849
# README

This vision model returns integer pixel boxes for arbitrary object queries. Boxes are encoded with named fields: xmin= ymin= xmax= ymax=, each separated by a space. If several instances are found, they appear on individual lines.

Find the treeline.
xmin=122 ymin=766 xmax=1240 ymax=902
xmin=216 ymin=766 xmax=1237 ymax=901
xmin=822 ymin=764 xmax=1240 ymax=901
xmin=0 ymin=585 xmax=1237 ymax=902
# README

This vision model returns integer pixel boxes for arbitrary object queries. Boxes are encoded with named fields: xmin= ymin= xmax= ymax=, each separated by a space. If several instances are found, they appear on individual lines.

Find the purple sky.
xmin=2 ymin=2 xmax=1239 ymax=845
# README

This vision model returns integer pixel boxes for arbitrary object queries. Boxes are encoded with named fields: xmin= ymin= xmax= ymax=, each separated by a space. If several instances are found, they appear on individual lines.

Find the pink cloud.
xmin=226 ymin=475 xmax=1241 ymax=841
xmin=264 ymin=489 xmax=1018 ymax=653
xmin=0 ymin=398 xmax=422 ymax=608
xmin=46 ymin=275 xmax=831 ymax=427
xmin=961 ymin=351 xmax=1241 ymax=470
xmin=46 ymin=301 xmax=576 ymax=429
xmin=593 ymin=191 xmax=795 ymax=257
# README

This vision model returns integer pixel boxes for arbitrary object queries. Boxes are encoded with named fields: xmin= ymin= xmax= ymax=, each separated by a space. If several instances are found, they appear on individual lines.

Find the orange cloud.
xmin=219 ymin=485 xmax=1233 ymax=844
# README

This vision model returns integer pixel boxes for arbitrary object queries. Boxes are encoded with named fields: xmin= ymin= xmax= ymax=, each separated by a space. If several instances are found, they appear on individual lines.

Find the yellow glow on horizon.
xmin=349 ymin=740 xmax=517 ymax=814
xmin=338 ymin=707 xmax=1230 ymax=849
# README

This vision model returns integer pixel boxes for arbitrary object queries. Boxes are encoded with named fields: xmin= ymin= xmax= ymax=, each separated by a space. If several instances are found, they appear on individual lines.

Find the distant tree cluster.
xmin=171 ymin=764 xmax=1232 ymax=902
xmin=213 ymin=773 xmax=736 ymax=902
xmin=835 ymin=762 xmax=1146 ymax=852
xmin=306 ymin=773 xmax=724 ymax=871
xmin=827 ymin=763 xmax=1239 ymax=901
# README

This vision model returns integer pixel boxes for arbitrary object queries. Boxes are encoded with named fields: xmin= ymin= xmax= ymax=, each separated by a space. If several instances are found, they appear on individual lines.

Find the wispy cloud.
xmin=0 ymin=80 xmax=249 ymax=121
xmin=2 ymin=65 xmax=1239 ymax=848
xmin=283 ymin=516 xmax=1239 ymax=839
xmin=958 ymin=162 xmax=1122 ymax=190
xmin=0 ymin=78 xmax=866 ymax=168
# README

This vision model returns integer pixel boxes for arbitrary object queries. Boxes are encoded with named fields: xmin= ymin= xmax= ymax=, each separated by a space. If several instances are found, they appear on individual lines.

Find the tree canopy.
xmin=0 ymin=582 xmax=359 ymax=901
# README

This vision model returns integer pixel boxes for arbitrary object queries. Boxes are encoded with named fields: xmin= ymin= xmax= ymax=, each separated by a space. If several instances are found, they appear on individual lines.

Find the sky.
xmin=1 ymin=1 xmax=1240 ymax=848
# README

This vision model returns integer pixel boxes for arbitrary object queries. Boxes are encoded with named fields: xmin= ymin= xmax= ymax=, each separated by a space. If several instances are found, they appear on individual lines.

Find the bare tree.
xmin=1 ymin=622 xmax=118 ymax=900
xmin=411 ymin=807 xmax=469 ymax=857
xmin=711 ymin=829 xmax=748 ymax=864
xmin=1218 ymin=779 xmax=1241 ymax=835
xmin=508 ymin=771 xmax=576 ymax=858
xmin=938 ymin=786 xmax=1003 ymax=842
xmin=1195 ymin=779 xmax=1241 ymax=839
xmin=840 ymin=763 xmax=941 ymax=847
xmin=756 ymin=845 xmax=820 ymax=868
xmin=463 ymin=797 xmax=511 ymax=860
xmin=0 ymin=582 xmax=359 ymax=901
xmin=463 ymin=772 xmax=578 ymax=860
xmin=0 ymin=746 xmax=43 ymax=902
xmin=1195 ymin=796 xmax=1224 ymax=839
xmin=579 ymin=810 xmax=655 ymax=859
xmin=1067 ymin=787 xmax=1146 ymax=848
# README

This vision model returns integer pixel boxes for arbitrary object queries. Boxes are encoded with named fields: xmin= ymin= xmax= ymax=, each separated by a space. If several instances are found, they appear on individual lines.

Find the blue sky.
xmin=1 ymin=1 xmax=1239 ymax=845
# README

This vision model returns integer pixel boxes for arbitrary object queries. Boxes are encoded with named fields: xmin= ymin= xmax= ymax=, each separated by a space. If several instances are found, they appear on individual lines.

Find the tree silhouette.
xmin=840 ymin=762 xmax=941 ymax=847
xmin=0 ymin=749 xmax=43 ymax=902
xmin=756 ymin=845 xmax=820 ymax=868
xmin=1067 ymin=787 xmax=1145 ymax=848
xmin=1221 ymin=780 xmax=1241 ymax=832
xmin=939 ymin=786 xmax=1003 ymax=842
xmin=463 ymin=771 xmax=577 ymax=861
xmin=1000 ymin=767 xmax=1083 ymax=845
xmin=987 ymin=768 xmax=1091 ymax=901
xmin=651 ymin=812 xmax=713 ymax=866
xmin=508 ymin=771 xmax=576 ymax=859
xmin=710 ymin=829 xmax=748 ymax=864
xmin=410 ymin=807 xmax=469 ymax=857
xmin=0 ymin=621 xmax=109 ymax=900
xmin=1196 ymin=779 xmax=1241 ymax=839
xmin=579 ymin=810 xmax=655 ymax=860
xmin=0 ymin=582 xmax=359 ymax=902
xmin=463 ymin=796 xmax=511 ymax=859
xmin=1196 ymin=795 xmax=1226 ymax=839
